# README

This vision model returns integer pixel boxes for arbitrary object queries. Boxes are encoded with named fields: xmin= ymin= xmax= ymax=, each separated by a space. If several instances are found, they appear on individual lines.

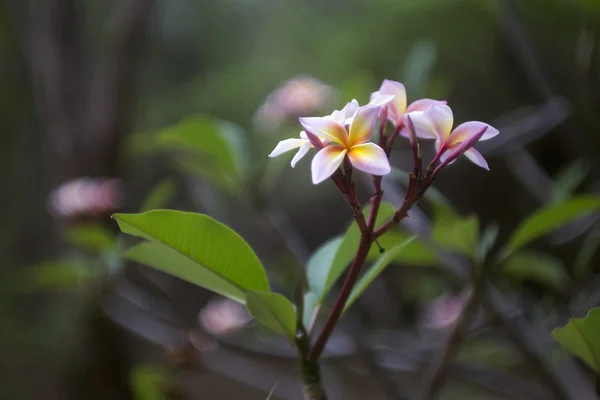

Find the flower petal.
xmin=424 ymin=104 xmax=454 ymax=141
xmin=403 ymin=111 xmax=438 ymax=139
xmin=448 ymin=121 xmax=499 ymax=146
xmin=269 ymin=138 xmax=306 ymax=158
xmin=375 ymin=80 xmax=407 ymax=124
xmin=291 ymin=141 xmax=312 ymax=167
xmin=463 ymin=148 xmax=489 ymax=170
xmin=347 ymin=143 xmax=391 ymax=176
xmin=311 ymin=145 xmax=347 ymax=184
xmin=348 ymin=104 xmax=380 ymax=147
xmin=341 ymin=99 xmax=360 ymax=119
xmin=299 ymin=117 xmax=348 ymax=146
xmin=406 ymin=98 xmax=447 ymax=113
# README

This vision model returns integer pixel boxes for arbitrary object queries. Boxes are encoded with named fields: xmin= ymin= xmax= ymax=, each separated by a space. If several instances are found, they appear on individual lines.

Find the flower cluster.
xmin=269 ymin=79 xmax=499 ymax=184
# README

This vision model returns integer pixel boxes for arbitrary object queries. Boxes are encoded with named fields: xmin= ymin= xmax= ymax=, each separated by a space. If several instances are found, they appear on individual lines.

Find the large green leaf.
xmin=114 ymin=210 xmax=269 ymax=303
xmin=343 ymin=236 xmax=416 ymax=313
xmin=302 ymin=291 xmax=320 ymax=329
xmin=65 ymin=223 xmax=115 ymax=252
xmin=306 ymin=237 xmax=343 ymax=299
xmin=550 ymin=160 xmax=589 ymax=204
xmin=552 ymin=307 xmax=600 ymax=373
xmin=140 ymin=178 xmax=176 ymax=212
xmin=246 ymin=290 xmax=296 ymax=339
xmin=504 ymin=196 xmax=600 ymax=256
xmin=432 ymin=203 xmax=479 ymax=257
xmin=122 ymin=241 xmax=246 ymax=302
xmin=501 ymin=251 xmax=569 ymax=291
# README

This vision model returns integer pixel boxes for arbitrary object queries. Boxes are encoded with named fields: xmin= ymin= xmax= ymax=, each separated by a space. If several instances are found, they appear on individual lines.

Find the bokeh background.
xmin=2 ymin=0 xmax=600 ymax=399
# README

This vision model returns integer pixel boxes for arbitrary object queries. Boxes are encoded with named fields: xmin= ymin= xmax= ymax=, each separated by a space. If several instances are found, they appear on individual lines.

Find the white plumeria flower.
xmin=268 ymin=99 xmax=361 ymax=168
xmin=409 ymin=104 xmax=499 ymax=170
xmin=300 ymin=104 xmax=391 ymax=184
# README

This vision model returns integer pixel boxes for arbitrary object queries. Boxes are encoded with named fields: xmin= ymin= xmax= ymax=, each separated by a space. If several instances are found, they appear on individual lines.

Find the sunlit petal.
xmin=291 ymin=141 xmax=312 ymax=167
xmin=341 ymin=99 xmax=360 ymax=119
xmin=404 ymin=111 xmax=438 ymax=139
xmin=348 ymin=104 xmax=380 ymax=146
xmin=347 ymin=143 xmax=391 ymax=176
xmin=369 ymin=93 xmax=396 ymax=106
xmin=424 ymin=104 xmax=454 ymax=141
xmin=269 ymin=138 xmax=306 ymax=158
xmin=311 ymin=145 xmax=347 ymax=184
xmin=377 ymin=80 xmax=407 ymax=124
xmin=406 ymin=98 xmax=447 ymax=113
xmin=299 ymin=117 xmax=348 ymax=146
xmin=448 ymin=121 xmax=499 ymax=145
xmin=463 ymin=148 xmax=489 ymax=170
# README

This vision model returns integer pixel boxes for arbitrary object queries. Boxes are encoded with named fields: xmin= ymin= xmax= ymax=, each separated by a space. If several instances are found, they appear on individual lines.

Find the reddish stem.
xmin=309 ymin=233 xmax=373 ymax=360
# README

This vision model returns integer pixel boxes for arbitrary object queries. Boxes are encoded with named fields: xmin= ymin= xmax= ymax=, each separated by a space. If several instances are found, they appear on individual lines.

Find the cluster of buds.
xmin=269 ymin=79 xmax=499 ymax=184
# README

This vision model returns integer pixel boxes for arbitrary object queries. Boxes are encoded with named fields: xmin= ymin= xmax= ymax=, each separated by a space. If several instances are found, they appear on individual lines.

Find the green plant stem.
xmin=297 ymin=331 xmax=327 ymax=400
xmin=419 ymin=272 xmax=486 ymax=400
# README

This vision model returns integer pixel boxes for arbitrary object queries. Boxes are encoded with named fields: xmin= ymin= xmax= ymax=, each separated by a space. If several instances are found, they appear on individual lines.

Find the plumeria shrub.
xmin=112 ymin=79 xmax=600 ymax=400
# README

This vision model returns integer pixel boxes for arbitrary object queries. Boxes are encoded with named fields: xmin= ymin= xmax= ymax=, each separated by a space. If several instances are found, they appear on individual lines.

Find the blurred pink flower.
xmin=48 ymin=177 xmax=122 ymax=218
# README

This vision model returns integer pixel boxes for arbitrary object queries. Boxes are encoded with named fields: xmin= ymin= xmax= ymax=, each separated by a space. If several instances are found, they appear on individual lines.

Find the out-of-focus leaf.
xmin=457 ymin=339 xmax=521 ymax=368
xmin=114 ymin=210 xmax=269 ymax=303
xmin=124 ymin=131 xmax=161 ymax=158
xmin=390 ymin=167 xmax=454 ymax=208
xmin=432 ymin=203 xmax=479 ymax=257
xmin=502 ymin=251 xmax=569 ymax=291
xmin=574 ymin=225 xmax=600 ymax=279
xmin=19 ymin=260 xmax=95 ymax=291
xmin=65 ymin=223 xmax=115 ymax=252
xmin=504 ymin=196 xmax=600 ymax=256
xmin=140 ymin=178 xmax=177 ymax=212
xmin=302 ymin=292 xmax=319 ymax=329
xmin=131 ymin=364 xmax=165 ymax=400
xmin=401 ymin=39 xmax=438 ymax=96
xmin=367 ymin=231 xmax=438 ymax=266
xmin=219 ymin=120 xmax=249 ymax=179
xmin=343 ymin=236 xmax=416 ymax=313
xmin=246 ymin=290 xmax=296 ymax=338
xmin=306 ymin=237 xmax=343 ymax=302
xmin=157 ymin=116 xmax=242 ymax=187
xmin=551 ymin=160 xmax=589 ymax=203
xmin=476 ymin=223 xmax=499 ymax=263
xmin=552 ymin=307 xmax=600 ymax=373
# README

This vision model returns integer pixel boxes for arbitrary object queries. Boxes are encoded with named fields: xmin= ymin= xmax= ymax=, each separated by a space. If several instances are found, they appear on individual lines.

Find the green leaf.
xmin=552 ymin=307 xmax=600 ymax=373
xmin=367 ymin=231 xmax=438 ymax=266
xmin=65 ymin=223 xmax=115 ymax=252
xmin=18 ymin=260 xmax=96 ymax=291
xmin=432 ymin=203 xmax=479 ymax=257
xmin=246 ymin=290 xmax=296 ymax=338
xmin=343 ymin=236 xmax=417 ymax=313
xmin=114 ymin=210 xmax=269 ymax=303
xmin=322 ymin=202 xmax=397 ymax=302
xmin=574 ymin=225 xmax=600 ymax=279
xmin=551 ymin=160 xmax=589 ymax=204
xmin=302 ymin=292 xmax=319 ymax=329
xmin=157 ymin=116 xmax=241 ymax=186
xmin=140 ymin=178 xmax=176 ymax=212
xmin=306 ymin=237 xmax=343 ymax=299
xmin=502 ymin=251 xmax=569 ymax=291
xmin=504 ymin=196 xmax=600 ymax=256
xmin=476 ymin=223 xmax=499 ymax=263
xmin=122 ymin=241 xmax=246 ymax=302
xmin=130 ymin=364 xmax=165 ymax=400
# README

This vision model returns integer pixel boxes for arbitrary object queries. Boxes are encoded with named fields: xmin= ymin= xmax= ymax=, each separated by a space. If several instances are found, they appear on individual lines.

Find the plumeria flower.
xmin=268 ymin=99 xmax=361 ymax=167
xmin=408 ymin=104 xmax=499 ymax=170
xmin=369 ymin=79 xmax=446 ymax=127
xmin=300 ymin=104 xmax=391 ymax=184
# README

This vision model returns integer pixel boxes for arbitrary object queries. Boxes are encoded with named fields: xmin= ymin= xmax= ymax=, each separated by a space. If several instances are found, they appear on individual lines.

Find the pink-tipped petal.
xmin=406 ymin=98 xmax=447 ymax=113
xmin=269 ymin=138 xmax=306 ymax=158
xmin=299 ymin=116 xmax=348 ymax=146
xmin=463 ymin=148 xmax=489 ymax=170
xmin=348 ymin=105 xmax=381 ymax=147
xmin=424 ymin=104 xmax=454 ymax=141
xmin=369 ymin=93 xmax=396 ymax=106
xmin=439 ymin=126 xmax=487 ymax=168
xmin=376 ymin=80 xmax=407 ymax=124
xmin=341 ymin=99 xmax=360 ymax=119
xmin=311 ymin=145 xmax=347 ymax=184
xmin=449 ymin=121 xmax=499 ymax=145
xmin=347 ymin=143 xmax=391 ymax=176
xmin=291 ymin=141 xmax=312 ymax=167
xmin=404 ymin=111 xmax=438 ymax=139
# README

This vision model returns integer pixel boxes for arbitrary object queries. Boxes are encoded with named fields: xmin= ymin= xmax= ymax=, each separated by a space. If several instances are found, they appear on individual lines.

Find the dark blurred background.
xmin=2 ymin=0 xmax=600 ymax=399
